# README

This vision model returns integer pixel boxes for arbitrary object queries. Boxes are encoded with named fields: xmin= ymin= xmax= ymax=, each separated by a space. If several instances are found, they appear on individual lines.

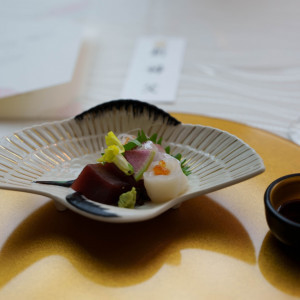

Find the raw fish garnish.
xmin=169 ymin=152 xmax=192 ymax=176
xmin=118 ymin=187 xmax=137 ymax=208
xmin=36 ymin=130 xmax=191 ymax=209
xmin=97 ymin=131 xmax=134 ymax=175
xmin=123 ymin=130 xmax=162 ymax=151
xmin=124 ymin=130 xmax=191 ymax=176
xmin=153 ymin=160 xmax=170 ymax=175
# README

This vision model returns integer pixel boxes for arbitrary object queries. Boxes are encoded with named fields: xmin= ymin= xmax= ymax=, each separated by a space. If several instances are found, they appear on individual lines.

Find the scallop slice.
xmin=143 ymin=155 xmax=188 ymax=203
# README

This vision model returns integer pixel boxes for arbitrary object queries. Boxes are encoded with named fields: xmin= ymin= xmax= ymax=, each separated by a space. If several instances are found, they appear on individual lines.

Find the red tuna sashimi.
xmin=124 ymin=149 xmax=155 ymax=180
xmin=71 ymin=163 xmax=136 ymax=205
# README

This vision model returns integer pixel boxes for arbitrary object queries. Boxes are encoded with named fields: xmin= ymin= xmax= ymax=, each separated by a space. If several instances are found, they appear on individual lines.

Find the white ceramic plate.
xmin=0 ymin=100 xmax=265 ymax=222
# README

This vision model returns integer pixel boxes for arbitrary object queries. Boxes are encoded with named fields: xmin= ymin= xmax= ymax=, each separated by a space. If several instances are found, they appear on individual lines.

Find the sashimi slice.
xmin=143 ymin=156 xmax=188 ymax=203
xmin=124 ymin=149 xmax=155 ymax=180
xmin=71 ymin=163 xmax=136 ymax=205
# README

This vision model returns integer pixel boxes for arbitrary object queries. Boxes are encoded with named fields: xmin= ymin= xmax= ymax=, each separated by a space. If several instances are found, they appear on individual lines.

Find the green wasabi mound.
xmin=118 ymin=187 xmax=137 ymax=208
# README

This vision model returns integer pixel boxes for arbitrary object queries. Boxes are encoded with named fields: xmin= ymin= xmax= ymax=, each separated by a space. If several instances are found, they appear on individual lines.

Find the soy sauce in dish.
xmin=277 ymin=199 xmax=300 ymax=224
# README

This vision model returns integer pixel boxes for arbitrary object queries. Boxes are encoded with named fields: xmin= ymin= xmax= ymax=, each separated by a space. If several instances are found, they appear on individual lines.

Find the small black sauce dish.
xmin=264 ymin=174 xmax=300 ymax=248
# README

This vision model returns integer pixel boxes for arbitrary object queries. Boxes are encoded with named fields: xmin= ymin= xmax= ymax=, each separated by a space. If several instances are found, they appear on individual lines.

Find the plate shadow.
xmin=0 ymin=195 xmax=255 ymax=287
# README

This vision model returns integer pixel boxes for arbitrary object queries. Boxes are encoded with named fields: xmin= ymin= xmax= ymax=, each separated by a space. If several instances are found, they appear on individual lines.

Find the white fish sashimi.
xmin=117 ymin=133 xmax=136 ymax=145
xmin=117 ymin=136 xmax=189 ymax=204
xmin=140 ymin=141 xmax=166 ymax=161
xmin=143 ymin=155 xmax=188 ymax=203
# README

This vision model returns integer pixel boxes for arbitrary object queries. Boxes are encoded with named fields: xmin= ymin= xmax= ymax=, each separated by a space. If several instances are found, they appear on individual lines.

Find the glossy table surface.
xmin=0 ymin=113 xmax=299 ymax=300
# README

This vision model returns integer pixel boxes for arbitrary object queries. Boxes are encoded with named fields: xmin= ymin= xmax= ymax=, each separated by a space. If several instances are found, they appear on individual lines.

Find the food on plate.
xmin=70 ymin=163 xmax=136 ymax=205
xmin=70 ymin=130 xmax=190 ymax=208
xmin=143 ymin=157 xmax=188 ymax=203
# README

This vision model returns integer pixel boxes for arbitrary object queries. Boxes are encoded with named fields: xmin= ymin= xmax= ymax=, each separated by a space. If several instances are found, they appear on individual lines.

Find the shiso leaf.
xmin=149 ymin=133 xmax=158 ymax=143
xmin=172 ymin=153 xmax=191 ymax=176
xmin=138 ymin=130 xmax=148 ymax=143
xmin=173 ymin=153 xmax=182 ymax=161
xmin=124 ymin=139 xmax=142 ymax=151
xmin=124 ymin=130 xmax=159 ymax=151
xmin=180 ymin=159 xmax=192 ymax=176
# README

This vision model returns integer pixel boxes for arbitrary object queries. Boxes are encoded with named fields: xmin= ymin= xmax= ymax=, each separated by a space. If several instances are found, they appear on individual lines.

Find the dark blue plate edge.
xmin=66 ymin=192 xmax=119 ymax=218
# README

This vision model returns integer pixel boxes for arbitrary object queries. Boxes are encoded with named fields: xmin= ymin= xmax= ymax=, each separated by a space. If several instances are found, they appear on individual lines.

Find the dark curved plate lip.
xmin=264 ymin=173 xmax=300 ymax=228
xmin=74 ymin=99 xmax=181 ymax=126
xmin=66 ymin=192 xmax=119 ymax=218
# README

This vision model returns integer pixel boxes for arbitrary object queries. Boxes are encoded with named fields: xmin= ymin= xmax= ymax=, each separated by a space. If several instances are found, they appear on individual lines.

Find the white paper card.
xmin=121 ymin=37 xmax=186 ymax=103
xmin=0 ymin=19 xmax=83 ymax=99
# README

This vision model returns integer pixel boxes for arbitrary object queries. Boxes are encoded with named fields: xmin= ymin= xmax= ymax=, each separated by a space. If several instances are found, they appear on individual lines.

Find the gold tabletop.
xmin=0 ymin=114 xmax=299 ymax=299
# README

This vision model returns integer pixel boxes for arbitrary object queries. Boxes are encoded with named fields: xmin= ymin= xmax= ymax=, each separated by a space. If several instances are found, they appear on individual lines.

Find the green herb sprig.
xmin=165 ymin=149 xmax=191 ymax=176
xmin=123 ymin=130 xmax=162 ymax=151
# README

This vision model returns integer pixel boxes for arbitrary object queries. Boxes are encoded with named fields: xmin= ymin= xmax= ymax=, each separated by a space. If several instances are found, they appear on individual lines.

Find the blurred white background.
xmin=1 ymin=0 xmax=300 ymax=139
